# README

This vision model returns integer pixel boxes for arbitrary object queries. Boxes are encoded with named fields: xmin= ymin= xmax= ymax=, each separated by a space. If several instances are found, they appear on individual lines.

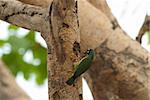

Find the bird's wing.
xmin=73 ymin=55 xmax=88 ymax=70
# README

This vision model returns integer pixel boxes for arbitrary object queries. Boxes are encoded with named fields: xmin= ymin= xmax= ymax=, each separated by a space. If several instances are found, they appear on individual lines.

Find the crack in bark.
xmin=3 ymin=4 xmax=43 ymax=21
xmin=73 ymin=41 xmax=80 ymax=56
xmin=75 ymin=1 xmax=79 ymax=27
xmin=79 ymin=94 xmax=82 ymax=100
xmin=47 ymin=1 xmax=54 ymax=55
xmin=53 ymin=91 xmax=60 ymax=100
xmin=62 ymin=22 xmax=70 ymax=28
xmin=1 ymin=1 xmax=7 ymax=7
xmin=111 ymin=19 xmax=118 ymax=30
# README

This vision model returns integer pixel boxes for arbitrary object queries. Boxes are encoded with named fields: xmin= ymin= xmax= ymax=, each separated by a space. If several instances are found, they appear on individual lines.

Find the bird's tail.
xmin=66 ymin=76 xmax=75 ymax=86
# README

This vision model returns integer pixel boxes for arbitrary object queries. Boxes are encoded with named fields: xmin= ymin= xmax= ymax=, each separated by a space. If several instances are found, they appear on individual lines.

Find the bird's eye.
xmin=86 ymin=50 xmax=90 ymax=54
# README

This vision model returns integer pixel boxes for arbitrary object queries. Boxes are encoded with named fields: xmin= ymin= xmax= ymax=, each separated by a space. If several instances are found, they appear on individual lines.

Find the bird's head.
xmin=87 ymin=49 xmax=95 ymax=59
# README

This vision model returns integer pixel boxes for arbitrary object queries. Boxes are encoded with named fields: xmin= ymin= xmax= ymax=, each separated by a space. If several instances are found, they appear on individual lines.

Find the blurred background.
xmin=0 ymin=0 xmax=150 ymax=100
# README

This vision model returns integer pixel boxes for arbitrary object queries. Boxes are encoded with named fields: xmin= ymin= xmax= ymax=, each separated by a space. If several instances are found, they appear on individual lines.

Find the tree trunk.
xmin=1 ymin=0 xmax=150 ymax=100
xmin=87 ymin=29 xmax=150 ymax=100
xmin=46 ymin=0 xmax=81 ymax=99
xmin=0 ymin=60 xmax=30 ymax=100
xmin=81 ymin=0 xmax=150 ymax=99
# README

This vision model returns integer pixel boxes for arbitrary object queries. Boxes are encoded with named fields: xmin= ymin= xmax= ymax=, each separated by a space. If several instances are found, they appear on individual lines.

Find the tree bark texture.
xmin=47 ymin=0 xmax=81 ymax=100
xmin=87 ymin=0 xmax=115 ymax=21
xmin=88 ymin=29 xmax=150 ymax=100
xmin=0 ymin=0 xmax=150 ymax=100
xmin=0 ymin=60 xmax=30 ymax=100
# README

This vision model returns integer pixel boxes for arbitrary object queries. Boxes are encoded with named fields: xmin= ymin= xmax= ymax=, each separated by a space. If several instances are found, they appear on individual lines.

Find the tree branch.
xmin=136 ymin=15 xmax=150 ymax=43
xmin=81 ymin=0 xmax=150 ymax=99
xmin=0 ymin=60 xmax=30 ymax=100
xmin=0 ymin=0 xmax=50 ymax=34
xmin=87 ymin=0 xmax=115 ymax=21
xmin=18 ymin=0 xmax=50 ymax=8
xmin=1 ymin=0 xmax=150 ymax=100
xmin=88 ymin=29 xmax=150 ymax=100
xmin=0 ymin=0 xmax=110 ymax=51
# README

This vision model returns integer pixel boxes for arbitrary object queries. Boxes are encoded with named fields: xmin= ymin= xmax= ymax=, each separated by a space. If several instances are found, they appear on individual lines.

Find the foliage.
xmin=147 ymin=31 xmax=150 ymax=44
xmin=0 ymin=25 xmax=47 ymax=85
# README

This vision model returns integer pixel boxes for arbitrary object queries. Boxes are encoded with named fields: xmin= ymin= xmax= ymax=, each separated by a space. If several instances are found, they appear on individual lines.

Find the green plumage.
xmin=66 ymin=49 xmax=95 ymax=85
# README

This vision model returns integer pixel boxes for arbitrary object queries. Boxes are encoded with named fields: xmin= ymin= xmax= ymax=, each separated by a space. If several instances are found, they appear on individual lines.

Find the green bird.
xmin=66 ymin=49 xmax=95 ymax=85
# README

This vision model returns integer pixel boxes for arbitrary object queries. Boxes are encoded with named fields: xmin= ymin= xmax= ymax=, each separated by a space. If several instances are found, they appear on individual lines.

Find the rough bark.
xmin=0 ymin=0 xmax=50 ymax=35
xmin=0 ymin=60 xmax=30 ymax=100
xmin=88 ymin=29 xmax=150 ymax=100
xmin=46 ymin=0 xmax=81 ymax=99
xmin=0 ymin=0 xmax=110 ymax=50
xmin=82 ymin=0 xmax=150 ymax=100
xmin=0 ymin=0 xmax=150 ymax=100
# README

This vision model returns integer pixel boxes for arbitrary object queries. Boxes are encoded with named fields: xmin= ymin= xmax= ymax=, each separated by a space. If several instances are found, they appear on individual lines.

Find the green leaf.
xmin=32 ymin=43 xmax=47 ymax=84
xmin=0 ymin=40 xmax=6 ymax=47
xmin=2 ymin=52 xmax=21 ymax=76
xmin=7 ymin=36 xmax=32 ymax=52
xmin=25 ymin=31 xmax=35 ymax=42
xmin=8 ymin=25 xmax=19 ymax=31
xmin=1 ymin=25 xmax=47 ymax=85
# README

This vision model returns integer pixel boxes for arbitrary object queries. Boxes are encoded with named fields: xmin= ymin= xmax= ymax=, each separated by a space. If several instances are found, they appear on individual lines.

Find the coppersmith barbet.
xmin=66 ymin=49 xmax=95 ymax=85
